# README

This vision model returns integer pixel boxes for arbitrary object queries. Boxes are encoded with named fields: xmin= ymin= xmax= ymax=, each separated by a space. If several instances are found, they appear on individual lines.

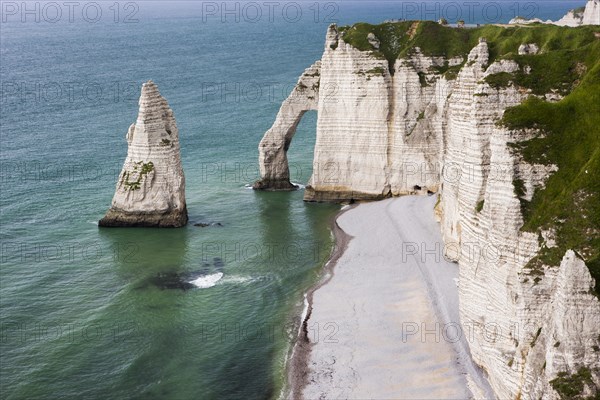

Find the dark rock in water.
xmin=149 ymin=271 xmax=195 ymax=291
xmin=193 ymin=222 xmax=223 ymax=227
xmin=146 ymin=263 xmax=225 ymax=290
xmin=199 ymin=263 xmax=212 ymax=274
xmin=100 ymin=208 xmax=188 ymax=228
xmin=213 ymin=257 xmax=225 ymax=271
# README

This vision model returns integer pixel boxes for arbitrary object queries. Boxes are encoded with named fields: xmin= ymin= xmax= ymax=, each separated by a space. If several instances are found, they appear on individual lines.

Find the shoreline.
xmin=285 ymin=196 xmax=495 ymax=400
xmin=285 ymin=203 xmax=356 ymax=400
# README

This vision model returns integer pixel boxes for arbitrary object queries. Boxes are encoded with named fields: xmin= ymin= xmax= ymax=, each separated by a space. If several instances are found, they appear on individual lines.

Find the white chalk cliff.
xmin=100 ymin=81 xmax=187 ymax=228
xmin=510 ymin=0 xmax=600 ymax=26
xmin=257 ymin=23 xmax=600 ymax=399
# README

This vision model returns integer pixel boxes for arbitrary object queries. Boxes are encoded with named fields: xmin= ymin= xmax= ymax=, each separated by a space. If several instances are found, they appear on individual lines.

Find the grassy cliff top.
xmin=338 ymin=20 xmax=600 ymax=64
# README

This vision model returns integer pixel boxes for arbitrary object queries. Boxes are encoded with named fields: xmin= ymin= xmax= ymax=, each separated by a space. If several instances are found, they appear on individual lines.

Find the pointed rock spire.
xmin=99 ymin=80 xmax=188 ymax=228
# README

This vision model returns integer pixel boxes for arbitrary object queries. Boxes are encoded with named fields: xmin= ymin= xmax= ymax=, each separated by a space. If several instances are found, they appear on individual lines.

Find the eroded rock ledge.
xmin=99 ymin=81 xmax=188 ymax=228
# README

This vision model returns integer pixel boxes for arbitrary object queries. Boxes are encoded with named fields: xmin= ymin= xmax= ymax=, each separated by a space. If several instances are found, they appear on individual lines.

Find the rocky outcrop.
xmin=511 ymin=0 xmax=600 ymax=26
xmin=258 ymin=23 xmax=600 ymax=399
xmin=437 ymin=44 xmax=600 ymax=399
xmin=518 ymin=43 xmax=540 ymax=55
xmin=582 ymin=0 xmax=600 ymax=25
xmin=556 ymin=0 xmax=600 ymax=26
xmin=253 ymin=61 xmax=321 ymax=190
xmin=306 ymin=25 xmax=392 ymax=201
xmin=99 ymin=81 xmax=187 ymax=228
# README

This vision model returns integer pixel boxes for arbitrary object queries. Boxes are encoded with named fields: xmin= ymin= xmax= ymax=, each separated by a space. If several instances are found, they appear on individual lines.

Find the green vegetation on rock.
xmin=365 ymin=66 xmax=386 ymax=76
xmin=338 ymin=21 xmax=600 ymax=93
xmin=123 ymin=161 xmax=154 ymax=191
xmin=432 ymin=62 xmax=463 ymax=80
xmin=484 ymin=72 xmax=514 ymax=89
xmin=550 ymin=367 xmax=598 ymax=399
xmin=502 ymin=40 xmax=600 ymax=295
xmin=476 ymin=200 xmax=485 ymax=213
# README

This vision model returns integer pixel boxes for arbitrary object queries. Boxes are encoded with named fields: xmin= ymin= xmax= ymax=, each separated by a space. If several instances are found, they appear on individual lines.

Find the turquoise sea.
xmin=0 ymin=1 xmax=582 ymax=399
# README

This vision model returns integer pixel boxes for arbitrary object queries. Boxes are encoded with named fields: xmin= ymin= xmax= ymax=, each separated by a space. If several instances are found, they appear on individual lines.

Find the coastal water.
xmin=0 ymin=1 xmax=581 ymax=399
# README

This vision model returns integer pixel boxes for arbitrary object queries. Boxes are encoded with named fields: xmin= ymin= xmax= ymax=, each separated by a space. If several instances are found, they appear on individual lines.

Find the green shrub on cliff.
xmin=484 ymin=72 xmax=514 ymax=89
xmin=550 ymin=367 xmax=597 ymax=399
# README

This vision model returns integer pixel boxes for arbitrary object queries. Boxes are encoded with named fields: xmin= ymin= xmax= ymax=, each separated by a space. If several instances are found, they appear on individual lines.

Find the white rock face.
xmin=512 ymin=0 xmax=600 ymax=26
xmin=257 ymin=25 xmax=600 ymax=399
xmin=529 ymin=251 xmax=600 ymax=398
xmin=253 ymin=61 xmax=320 ymax=190
xmin=308 ymin=27 xmax=460 ymax=200
xmin=555 ymin=0 xmax=600 ymax=26
xmin=518 ymin=43 xmax=540 ymax=55
xmin=582 ymin=0 xmax=600 ymax=24
xmin=100 ymin=81 xmax=187 ymax=227
xmin=367 ymin=32 xmax=380 ymax=49
xmin=509 ymin=17 xmax=547 ymax=25
xmin=307 ymin=25 xmax=392 ymax=201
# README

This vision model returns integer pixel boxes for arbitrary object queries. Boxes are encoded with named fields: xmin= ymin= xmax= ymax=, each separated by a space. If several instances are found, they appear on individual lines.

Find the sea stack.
xmin=99 ymin=80 xmax=188 ymax=228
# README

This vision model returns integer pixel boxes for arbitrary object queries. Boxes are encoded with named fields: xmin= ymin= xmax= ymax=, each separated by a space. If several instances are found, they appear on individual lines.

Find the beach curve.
xmin=287 ymin=196 xmax=495 ymax=400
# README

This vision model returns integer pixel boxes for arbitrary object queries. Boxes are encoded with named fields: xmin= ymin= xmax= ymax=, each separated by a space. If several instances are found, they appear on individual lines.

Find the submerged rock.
xmin=144 ymin=258 xmax=226 ymax=291
xmin=99 ymin=80 xmax=188 ymax=228
xmin=193 ymin=222 xmax=223 ymax=227
xmin=149 ymin=272 xmax=195 ymax=290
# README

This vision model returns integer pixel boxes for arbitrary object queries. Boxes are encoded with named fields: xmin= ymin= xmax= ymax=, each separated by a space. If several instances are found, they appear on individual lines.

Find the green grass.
xmin=502 ymin=40 xmax=600 ymax=295
xmin=432 ymin=62 xmax=464 ymax=80
xmin=484 ymin=72 xmax=514 ymax=89
xmin=337 ymin=21 xmax=600 ymax=87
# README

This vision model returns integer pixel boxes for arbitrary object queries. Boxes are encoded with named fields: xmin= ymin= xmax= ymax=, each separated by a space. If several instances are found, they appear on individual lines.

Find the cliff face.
xmin=100 ymin=81 xmax=187 ymax=228
xmin=257 ymin=22 xmax=600 ymax=399
xmin=254 ymin=61 xmax=320 ymax=190
xmin=555 ymin=0 xmax=600 ymax=26
xmin=509 ymin=0 xmax=600 ymax=26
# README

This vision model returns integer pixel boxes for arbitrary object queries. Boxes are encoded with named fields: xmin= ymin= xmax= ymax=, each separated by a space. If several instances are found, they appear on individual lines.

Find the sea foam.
xmin=190 ymin=272 xmax=223 ymax=289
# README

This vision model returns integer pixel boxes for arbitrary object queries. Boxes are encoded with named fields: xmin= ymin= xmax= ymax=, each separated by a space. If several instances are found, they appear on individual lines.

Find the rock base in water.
xmin=303 ymin=186 xmax=390 ymax=203
xmin=99 ymin=206 xmax=188 ymax=228
xmin=252 ymin=179 xmax=298 ymax=191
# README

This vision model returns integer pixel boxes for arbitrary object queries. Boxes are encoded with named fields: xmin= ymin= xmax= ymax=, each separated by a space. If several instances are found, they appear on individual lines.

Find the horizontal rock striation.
xmin=99 ymin=81 xmax=187 ymax=228
xmin=258 ymin=22 xmax=600 ymax=399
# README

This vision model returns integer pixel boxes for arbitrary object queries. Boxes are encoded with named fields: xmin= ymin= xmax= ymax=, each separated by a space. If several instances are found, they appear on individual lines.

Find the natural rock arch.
xmin=253 ymin=61 xmax=321 ymax=190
